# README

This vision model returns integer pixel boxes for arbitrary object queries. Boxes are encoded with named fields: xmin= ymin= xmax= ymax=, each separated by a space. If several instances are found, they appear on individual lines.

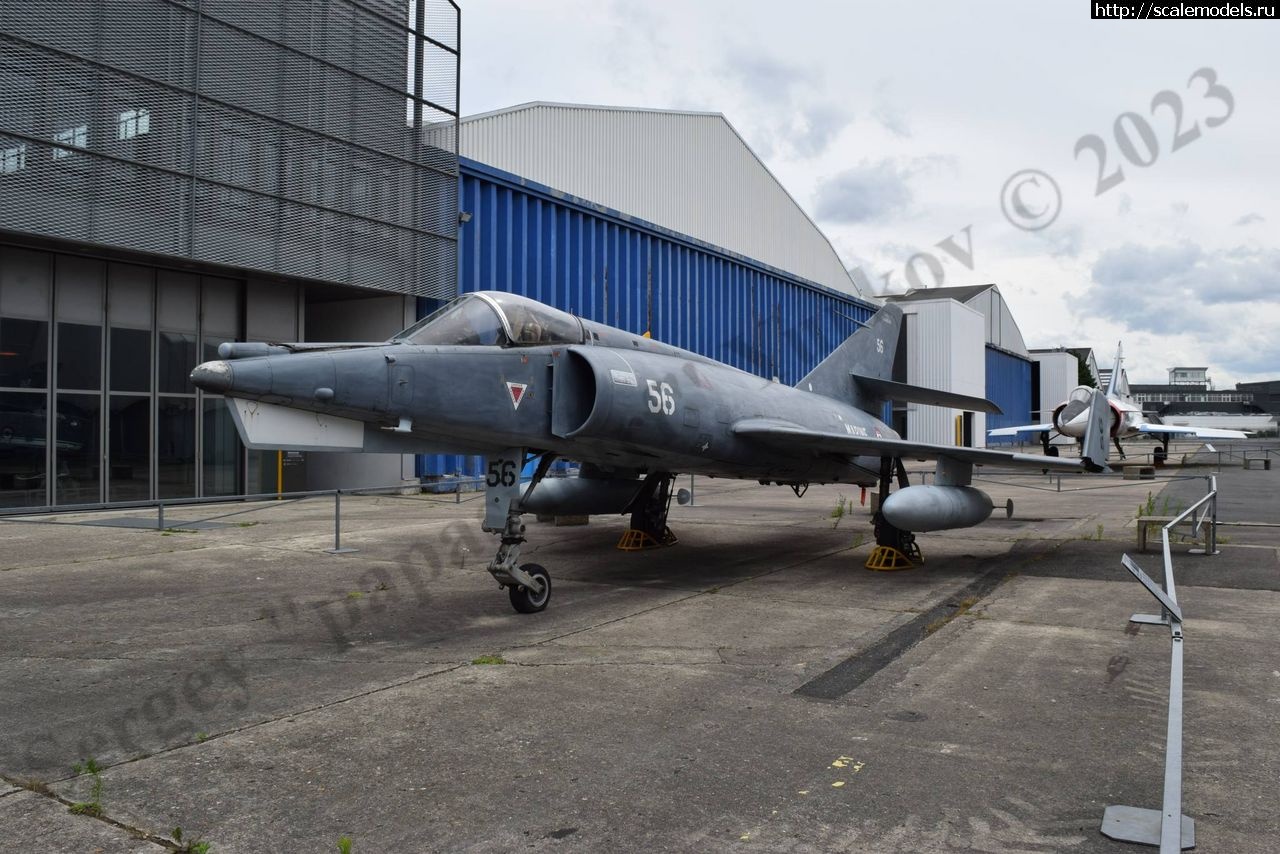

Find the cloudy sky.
xmin=457 ymin=0 xmax=1279 ymax=386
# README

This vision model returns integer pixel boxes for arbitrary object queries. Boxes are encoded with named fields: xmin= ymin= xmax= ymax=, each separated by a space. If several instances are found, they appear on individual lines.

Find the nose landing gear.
xmin=483 ymin=447 xmax=553 ymax=613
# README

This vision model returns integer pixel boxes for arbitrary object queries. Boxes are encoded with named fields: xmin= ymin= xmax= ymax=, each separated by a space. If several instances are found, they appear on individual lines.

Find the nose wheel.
xmin=508 ymin=563 xmax=551 ymax=613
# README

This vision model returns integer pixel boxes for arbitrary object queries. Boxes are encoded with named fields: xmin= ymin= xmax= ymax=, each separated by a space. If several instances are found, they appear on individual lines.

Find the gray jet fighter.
xmin=192 ymin=291 xmax=1110 ymax=613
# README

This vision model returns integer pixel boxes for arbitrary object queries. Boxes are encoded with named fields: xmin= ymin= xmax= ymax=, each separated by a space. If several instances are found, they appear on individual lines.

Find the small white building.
xmin=896 ymin=297 xmax=987 ymax=447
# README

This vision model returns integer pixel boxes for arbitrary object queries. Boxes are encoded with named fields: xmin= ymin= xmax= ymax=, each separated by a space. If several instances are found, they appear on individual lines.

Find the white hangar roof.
xmin=451 ymin=102 xmax=863 ymax=298
xmin=891 ymin=284 xmax=1029 ymax=357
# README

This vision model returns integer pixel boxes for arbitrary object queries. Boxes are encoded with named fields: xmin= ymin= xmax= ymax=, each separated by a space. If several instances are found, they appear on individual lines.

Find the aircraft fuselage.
xmin=194 ymin=339 xmax=894 ymax=487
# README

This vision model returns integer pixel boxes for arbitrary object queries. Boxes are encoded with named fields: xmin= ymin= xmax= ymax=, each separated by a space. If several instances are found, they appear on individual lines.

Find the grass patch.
xmin=338 ymin=837 xmax=354 ymax=854
xmin=471 ymin=654 xmax=507 ymax=665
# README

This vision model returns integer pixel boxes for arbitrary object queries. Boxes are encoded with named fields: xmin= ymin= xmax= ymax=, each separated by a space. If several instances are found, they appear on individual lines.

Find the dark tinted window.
xmin=0 ymin=318 xmax=49 ymax=389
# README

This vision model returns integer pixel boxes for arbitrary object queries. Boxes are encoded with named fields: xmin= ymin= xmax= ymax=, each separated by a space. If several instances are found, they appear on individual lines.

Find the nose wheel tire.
xmin=508 ymin=564 xmax=551 ymax=613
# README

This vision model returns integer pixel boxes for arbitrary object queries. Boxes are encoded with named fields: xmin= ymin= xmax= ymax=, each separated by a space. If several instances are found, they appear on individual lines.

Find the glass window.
xmin=108 ymin=395 xmax=150 ymax=502
xmin=158 ymin=270 xmax=198 ymax=332
xmin=54 ymin=393 xmax=100 ymax=505
xmin=1 ymin=247 xmax=51 ymax=319
xmin=0 ymin=391 xmax=48 ymax=508
xmin=396 ymin=295 xmax=506 ymax=346
xmin=486 ymin=293 xmax=584 ymax=346
xmin=201 ymin=276 xmax=240 ymax=339
xmin=55 ymin=255 xmax=104 ymax=324
xmin=1 ymin=143 xmax=25 ymax=173
xmin=203 ymin=397 xmax=242 ymax=496
xmin=0 ymin=318 xmax=49 ymax=389
xmin=56 ymin=322 xmax=101 ymax=390
xmin=108 ymin=263 xmax=153 ymax=327
xmin=157 ymin=396 xmax=195 ymax=499
xmin=110 ymin=327 xmax=151 ymax=392
xmin=158 ymin=332 xmax=196 ymax=393
xmin=117 ymin=108 xmax=151 ymax=140
xmin=52 ymin=125 xmax=88 ymax=159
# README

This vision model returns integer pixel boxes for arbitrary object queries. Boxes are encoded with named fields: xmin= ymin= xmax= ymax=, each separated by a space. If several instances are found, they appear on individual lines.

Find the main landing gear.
xmin=617 ymin=472 xmax=679 ymax=551
xmin=484 ymin=448 xmax=553 ymax=613
xmin=1038 ymin=431 xmax=1060 ymax=457
xmin=867 ymin=456 xmax=921 ymax=571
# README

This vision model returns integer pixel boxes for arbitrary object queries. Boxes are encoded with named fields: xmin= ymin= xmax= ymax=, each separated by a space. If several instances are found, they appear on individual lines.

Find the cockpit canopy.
xmin=1067 ymin=386 xmax=1095 ymax=405
xmin=393 ymin=292 xmax=584 ymax=347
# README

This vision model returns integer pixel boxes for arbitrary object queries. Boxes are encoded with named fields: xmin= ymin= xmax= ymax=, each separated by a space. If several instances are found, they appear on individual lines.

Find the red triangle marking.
xmin=506 ymin=382 xmax=528 ymax=409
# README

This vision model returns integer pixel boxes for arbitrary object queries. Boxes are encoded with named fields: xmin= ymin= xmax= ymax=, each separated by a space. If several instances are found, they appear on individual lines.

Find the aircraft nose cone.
xmin=190 ymin=360 xmax=233 ymax=393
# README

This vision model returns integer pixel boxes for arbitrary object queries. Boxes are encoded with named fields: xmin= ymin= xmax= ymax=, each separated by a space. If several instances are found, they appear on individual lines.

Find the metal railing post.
xmin=326 ymin=490 xmax=357 ymax=555
xmin=688 ymin=473 xmax=695 ymax=506
xmin=1208 ymin=476 xmax=1218 ymax=555
xmin=157 ymin=502 xmax=164 ymax=531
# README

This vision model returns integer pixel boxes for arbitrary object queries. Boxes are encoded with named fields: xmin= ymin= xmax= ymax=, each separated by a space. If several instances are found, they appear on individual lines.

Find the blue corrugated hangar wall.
xmin=419 ymin=158 xmax=878 ymax=480
xmin=985 ymin=345 xmax=1033 ymax=445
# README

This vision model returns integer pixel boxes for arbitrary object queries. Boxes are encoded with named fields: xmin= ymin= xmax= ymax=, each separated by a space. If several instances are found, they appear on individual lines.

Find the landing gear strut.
xmin=867 ymin=457 xmax=921 ymax=570
xmin=618 ymin=472 xmax=678 ymax=550
xmin=483 ymin=447 xmax=552 ymax=613
xmin=1039 ymin=432 xmax=1060 ymax=457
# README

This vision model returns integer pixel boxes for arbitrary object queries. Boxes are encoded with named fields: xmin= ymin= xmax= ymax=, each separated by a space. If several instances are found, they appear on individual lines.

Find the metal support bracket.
xmin=1101 ymin=806 xmax=1195 ymax=849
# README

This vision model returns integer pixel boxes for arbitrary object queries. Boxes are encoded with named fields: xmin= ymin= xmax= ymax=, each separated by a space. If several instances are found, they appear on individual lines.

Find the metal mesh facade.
xmin=0 ymin=0 xmax=459 ymax=298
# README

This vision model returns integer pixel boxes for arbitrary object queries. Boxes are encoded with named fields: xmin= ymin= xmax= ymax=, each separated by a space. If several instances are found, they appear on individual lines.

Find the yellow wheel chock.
xmin=616 ymin=527 xmax=679 ymax=551
xmin=864 ymin=545 xmax=920 ymax=571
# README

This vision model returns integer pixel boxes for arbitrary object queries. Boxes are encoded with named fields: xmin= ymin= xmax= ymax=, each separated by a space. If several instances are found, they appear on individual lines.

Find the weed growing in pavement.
xmin=831 ymin=494 xmax=848 ymax=528
xmin=471 ymin=655 xmax=506 ymax=665
xmin=68 ymin=758 xmax=103 ymax=817
xmin=174 ymin=827 xmax=211 ymax=853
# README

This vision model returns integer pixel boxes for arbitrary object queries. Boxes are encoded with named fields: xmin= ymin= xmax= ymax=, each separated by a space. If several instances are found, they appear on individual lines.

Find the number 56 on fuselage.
xmin=191 ymin=291 xmax=1110 ymax=612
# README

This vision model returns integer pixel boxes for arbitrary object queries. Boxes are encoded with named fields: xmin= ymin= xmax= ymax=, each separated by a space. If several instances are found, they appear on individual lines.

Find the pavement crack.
xmin=0 ymin=772 xmax=183 ymax=850
xmin=48 ymin=661 xmax=472 ymax=780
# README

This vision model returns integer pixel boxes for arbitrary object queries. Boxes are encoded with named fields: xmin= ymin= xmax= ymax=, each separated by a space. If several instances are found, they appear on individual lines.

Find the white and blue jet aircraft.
xmin=990 ymin=344 xmax=1248 ymax=460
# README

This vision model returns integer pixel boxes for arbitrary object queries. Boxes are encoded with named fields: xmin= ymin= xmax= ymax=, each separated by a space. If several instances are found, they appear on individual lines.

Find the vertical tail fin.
xmin=1081 ymin=387 xmax=1111 ymax=472
xmin=798 ymin=302 xmax=902 ymax=412
xmin=1107 ymin=342 xmax=1123 ymax=397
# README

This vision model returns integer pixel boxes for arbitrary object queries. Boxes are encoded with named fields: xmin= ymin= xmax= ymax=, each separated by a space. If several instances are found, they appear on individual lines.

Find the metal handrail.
xmin=1103 ymin=475 xmax=1217 ymax=852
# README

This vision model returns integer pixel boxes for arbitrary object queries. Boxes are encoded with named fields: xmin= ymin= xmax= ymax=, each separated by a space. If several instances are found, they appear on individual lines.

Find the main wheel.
xmin=1046 ymin=445 xmax=1059 ymax=457
xmin=508 ymin=563 xmax=551 ymax=613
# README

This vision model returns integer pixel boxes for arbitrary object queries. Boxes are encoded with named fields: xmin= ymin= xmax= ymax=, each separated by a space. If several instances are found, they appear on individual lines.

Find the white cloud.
xmin=1082 ymin=243 xmax=1280 ymax=383
xmin=812 ymin=160 xmax=915 ymax=223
